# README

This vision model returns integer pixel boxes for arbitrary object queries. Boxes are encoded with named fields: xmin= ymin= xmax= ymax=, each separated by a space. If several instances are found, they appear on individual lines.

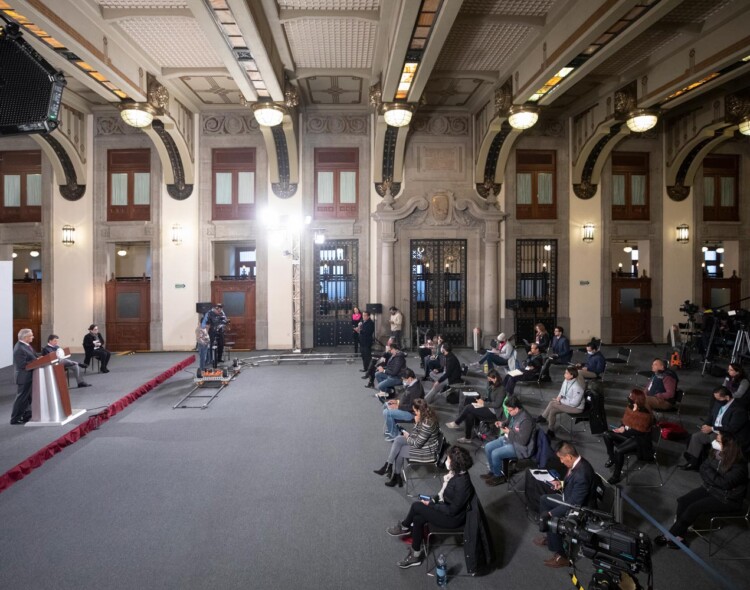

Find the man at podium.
xmin=10 ymin=328 xmax=39 ymax=425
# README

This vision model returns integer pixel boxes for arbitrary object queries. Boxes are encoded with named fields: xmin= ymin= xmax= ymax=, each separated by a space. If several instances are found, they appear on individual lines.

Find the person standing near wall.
xmin=357 ymin=311 xmax=375 ymax=372
xmin=389 ymin=306 xmax=404 ymax=347
xmin=351 ymin=306 xmax=362 ymax=354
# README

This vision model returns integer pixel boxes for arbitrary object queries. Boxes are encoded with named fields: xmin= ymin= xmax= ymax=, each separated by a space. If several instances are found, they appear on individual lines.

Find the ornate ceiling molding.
xmin=572 ymin=121 xmax=630 ymax=200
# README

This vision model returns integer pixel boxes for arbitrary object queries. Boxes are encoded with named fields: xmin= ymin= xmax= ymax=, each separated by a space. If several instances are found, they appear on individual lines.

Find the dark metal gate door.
xmin=514 ymin=239 xmax=557 ymax=342
xmin=410 ymin=240 xmax=467 ymax=346
xmin=314 ymin=239 xmax=358 ymax=347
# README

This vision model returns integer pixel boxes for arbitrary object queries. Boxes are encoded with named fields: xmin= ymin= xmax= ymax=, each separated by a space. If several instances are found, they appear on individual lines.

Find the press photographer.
xmin=202 ymin=303 xmax=228 ymax=368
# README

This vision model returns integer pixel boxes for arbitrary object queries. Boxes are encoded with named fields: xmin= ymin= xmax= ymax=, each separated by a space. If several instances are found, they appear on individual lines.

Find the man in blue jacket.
xmin=575 ymin=340 xmax=606 ymax=381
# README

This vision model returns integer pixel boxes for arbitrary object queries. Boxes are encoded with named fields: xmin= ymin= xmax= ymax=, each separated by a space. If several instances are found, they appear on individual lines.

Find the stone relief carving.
xmin=306 ymin=115 xmax=368 ymax=135
xmin=96 ymin=116 xmax=142 ymax=136
xmin=411 ymin=115 xmax=469 ymax=136
xmin=393 ymin=191 xmax=481 ymax=229
xmin=202 ymin=113 xmax=260 ymax=135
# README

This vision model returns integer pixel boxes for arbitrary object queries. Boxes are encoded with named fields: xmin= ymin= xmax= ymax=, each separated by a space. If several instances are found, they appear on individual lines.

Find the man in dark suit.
xmin=681 ymin=385 xmax=749 ymax=470
xmin=10 ymin=328 xmax=39 ymax=424
xmin=356 ymin=311 xmax=375 ymax=372
xmin=42 ymin=334 xmax=91 ymax=388
xmin=533 ymin=441 xmax=596 ymax=568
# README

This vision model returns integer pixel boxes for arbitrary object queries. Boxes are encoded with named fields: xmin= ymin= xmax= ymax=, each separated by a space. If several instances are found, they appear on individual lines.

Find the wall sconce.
xmin=171 ymin=224 xmax=183 ymax=245
xmin=582 ymin=223 xmax=595 ymax=243
xmin=62 ymin=225 xmax=75 ymax=246
xmin=676 ymin=224 xmax=689 ymax=243
xmin=252 ymin=102 xmax=286 ymax=127
xmin=313 ymin=230 xmax=326 ymax=245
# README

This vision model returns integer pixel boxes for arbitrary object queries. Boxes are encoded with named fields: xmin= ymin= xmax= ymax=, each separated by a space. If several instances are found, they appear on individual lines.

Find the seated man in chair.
xmin=43 ymin=334 xmax=91 ymax=388
xmin=374 ymin=341 xmax=407 ymax=397
xmin=480 ymin=396 xmax=535 ymax=486
xmin=424 ymin=342 xmax=463 ymax=404
xmin=573 ymin=339 xmax=605 ymax=381
xmin=381 ymin=369 xmax=424 ymax=440
xmin=502 ymin=343 xmax=544 ymax=396
xmin=533 ymin=442 xmax=596 ymax=568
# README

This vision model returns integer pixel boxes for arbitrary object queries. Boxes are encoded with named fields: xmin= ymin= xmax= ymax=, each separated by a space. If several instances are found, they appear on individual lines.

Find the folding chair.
xmin=622 ymin=425 xmax=665 ymax=488
xmin=560 ymin=393 xmax=592 ymax=442
xmin=690 ymin=495 xmax=750 ymax=559
xmin=605 ymin=347 xmax=632 ymax=374
xmin=515 ymin=358 xmax=552 ymax=402
xmin=424 ymin=524 xmax=465 ymax=577
xmin=402 ymin=433 xmax=449 ymax=498
xmin=652 ymin=389 xmax=685 ymax=426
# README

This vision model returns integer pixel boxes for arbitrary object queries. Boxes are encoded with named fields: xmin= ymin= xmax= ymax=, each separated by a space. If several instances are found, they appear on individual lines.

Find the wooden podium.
xmin=25 ymin=348 xmax=87 ymax=427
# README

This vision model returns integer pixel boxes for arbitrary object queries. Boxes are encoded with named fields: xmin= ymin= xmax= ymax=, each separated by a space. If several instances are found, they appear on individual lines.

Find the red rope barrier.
xmin=0 ymin=355 xmax=195 ymax=494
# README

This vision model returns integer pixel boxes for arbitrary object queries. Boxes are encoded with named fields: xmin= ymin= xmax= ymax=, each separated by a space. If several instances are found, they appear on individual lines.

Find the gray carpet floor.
xmin=0 ymin=346 xmax=746 ymax=589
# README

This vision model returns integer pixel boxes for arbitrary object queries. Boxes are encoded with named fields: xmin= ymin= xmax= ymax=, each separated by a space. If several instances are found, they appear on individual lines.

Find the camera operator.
xmin=533 ymin=442 xmax=596 ymax=568
xmin=202 ymin=303 xmax=228 ymax=368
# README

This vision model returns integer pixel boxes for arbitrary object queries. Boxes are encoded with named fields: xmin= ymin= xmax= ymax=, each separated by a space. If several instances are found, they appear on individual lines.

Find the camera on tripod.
xmin=539 ymin=507 xmax=651 ymax=584
xmin=679 ymin=300 xmax=700 ymax=317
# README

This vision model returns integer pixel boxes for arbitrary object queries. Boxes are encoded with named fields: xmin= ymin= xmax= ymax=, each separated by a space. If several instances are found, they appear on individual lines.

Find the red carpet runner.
xmin=0 ymin=355 xmax=195 ymax=494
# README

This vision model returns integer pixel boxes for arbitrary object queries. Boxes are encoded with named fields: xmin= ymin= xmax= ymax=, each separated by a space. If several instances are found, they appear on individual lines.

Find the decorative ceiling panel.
xmin=660 ymin=0 xmax=732 ymax=24
xmin=423 ymin=78 xmax=485 ymax=107
xmin=180 ymin=76 xmax=243 ymax=104
xmin=305 ymin=76 xmax=363 ymax=104
xmin=116 ymin=17 xmax=223 ymax=68
xmin=278 ymin=0 xmax=379 ymax=9
xmin=284 ymin=19 xmax=376 ymax=69
xmin=95 ymin=1 xmax=188 ymax=7
xmin=436 ymin=23 xmax=532 ymax=71
xmin=460 ymin=0 xmax=555 ymax=17
xmin=594 ymin=29 xmax=683 ymax=77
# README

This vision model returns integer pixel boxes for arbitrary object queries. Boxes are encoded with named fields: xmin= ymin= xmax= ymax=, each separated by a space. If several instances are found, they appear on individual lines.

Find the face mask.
xmin=711 ymin=440 xmax=722 ymax=452
xmin=403 ymin=380 xmax=410 ymax=387
xmin=445 ymin=457 xmax=452 ymax=471
xmin=587 ymin=351 xmax=594 ymax=356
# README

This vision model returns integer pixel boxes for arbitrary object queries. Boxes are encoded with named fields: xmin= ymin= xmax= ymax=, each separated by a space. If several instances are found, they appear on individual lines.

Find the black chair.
xmin=652 ymin=389 xmax=685 ymax=426
xmin=621 ymin=425 xmax=665 ymax=488
xmin=515 ymin=358 xmax=553 ymax=401
xmin=561 ymin=393 xmax=592 ymax=442
xmin=402 ymin=432 xmax=449 ymax=498
xmin=605 ymin=347 xmax=632 ymax=373
xmin=690 ymin=492 xmax=750 ymax=559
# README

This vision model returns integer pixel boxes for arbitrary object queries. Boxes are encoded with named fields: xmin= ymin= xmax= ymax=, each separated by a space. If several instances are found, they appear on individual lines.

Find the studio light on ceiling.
xmin=626 ymin=109 xmax=658 ymax=133
xmin=252 ymin=102 xmax=285 ymax=127
xmin=382 ymin=103 xmax=415 ymax=128
xmin=739 ymin=117 xmax=750 ymax=136
xmin=119 ymin=102 xmax=156 ymax=128
xmin=507 ymin=105 xmax=540 ymax=130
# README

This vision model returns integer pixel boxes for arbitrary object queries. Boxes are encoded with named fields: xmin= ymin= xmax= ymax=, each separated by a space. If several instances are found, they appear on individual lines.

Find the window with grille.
xmin=0 ymin=151 xmax=42 ymax=223
xmin=516 ymin=150 xmax=556 ymax=220
xmin=612 ymin=152 xmax=649 ymax=220
xmin=108 ymin=149 xmax=151 ymax=221
xmin=212 ymin=148 xmax=256 ymax=221
xmin=703 ymin=154 xmax=738 ymax=222
xmin=314 ymin=148 xmax=358 ymax=219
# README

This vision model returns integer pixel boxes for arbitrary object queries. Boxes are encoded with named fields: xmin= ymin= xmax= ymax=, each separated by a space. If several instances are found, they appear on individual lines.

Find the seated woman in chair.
xmin=601 ymin=389 xmax=654 ymax=484
xmin=386 ymin=446 xmax=475 ymax=569
xmin=374 ymin=399 xmax=441 ymax=488
xmin=655 ymin=431 xmax=747 ymax=548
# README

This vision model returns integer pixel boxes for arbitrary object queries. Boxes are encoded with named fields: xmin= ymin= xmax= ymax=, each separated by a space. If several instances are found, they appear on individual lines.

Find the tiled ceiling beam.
xmin=380 ymin=0 xmax=423 ymax=102
xmin=277 ymin=9 xmax=378 ymax=22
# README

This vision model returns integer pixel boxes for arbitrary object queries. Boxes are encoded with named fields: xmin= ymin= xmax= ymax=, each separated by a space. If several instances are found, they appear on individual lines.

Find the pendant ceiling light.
xmin=382 ymin=103 xmax=415 ymax=127
xmin=119 ymin=102 xmax=157 ymax=128
xmin=507 ymin=105 xmax=540 ymax=130
xmin=252 ymin=102 xmax=285 ymax=127
xmin=738 ymin=117 xmax=750 ymax=136
xmin=626 ymin=109 xmax=658 ymax=132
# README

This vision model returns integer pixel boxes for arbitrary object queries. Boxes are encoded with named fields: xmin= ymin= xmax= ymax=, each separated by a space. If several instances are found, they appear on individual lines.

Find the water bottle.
xmin=435 ymin=553 xmax=447 ymax=587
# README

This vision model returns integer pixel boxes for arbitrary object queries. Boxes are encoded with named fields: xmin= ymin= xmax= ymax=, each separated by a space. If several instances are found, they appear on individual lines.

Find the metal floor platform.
xmin=240 ymin=352 xmax=359 ymax=366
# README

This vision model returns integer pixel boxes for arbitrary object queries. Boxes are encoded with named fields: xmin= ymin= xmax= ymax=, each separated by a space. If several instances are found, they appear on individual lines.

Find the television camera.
xmin=540 ymin=505 xmax=652 ymax=590
xmin=679 ymin=300 xmax=700 ymax=318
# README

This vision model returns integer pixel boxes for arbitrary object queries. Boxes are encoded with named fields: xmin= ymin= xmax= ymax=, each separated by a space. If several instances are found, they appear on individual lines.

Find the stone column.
xmin=380 ymin=221 xmax=396 ymax=310
xmin=483 ymin=225 xmax=500 ymax=333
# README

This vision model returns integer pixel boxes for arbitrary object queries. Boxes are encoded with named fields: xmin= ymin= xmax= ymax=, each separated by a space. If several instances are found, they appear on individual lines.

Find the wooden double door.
xmin=611 ymin=274 xmax=652 ymax=343
xmin=105 ymin=278 xmax=151 ymax=351
xmin=13 ymin=281 xmax=42 ymax=348
xmin=211 ymin=279 xmax=256 ymax=350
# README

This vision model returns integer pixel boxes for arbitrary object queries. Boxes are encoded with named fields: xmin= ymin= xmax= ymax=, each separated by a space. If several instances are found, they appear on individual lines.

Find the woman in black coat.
xmin=386 ymin=446 xmax=475 ymax=568
xmin=655 ymin=431 xmax=748 ymax=548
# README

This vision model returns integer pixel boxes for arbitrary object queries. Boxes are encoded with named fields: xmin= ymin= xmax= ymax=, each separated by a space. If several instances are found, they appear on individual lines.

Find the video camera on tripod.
xmin=539 ymin=505 xmax=652 ymax=589
xmin=679 ymin=300 xmax=700 ymax=318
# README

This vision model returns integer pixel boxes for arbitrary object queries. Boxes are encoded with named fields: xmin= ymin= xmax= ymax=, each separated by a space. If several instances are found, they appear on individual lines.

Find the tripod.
xmin=570 ymin=568 xmax=644 ymax=590
xmin=730 ymin=328 xmax=750 ymax=364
